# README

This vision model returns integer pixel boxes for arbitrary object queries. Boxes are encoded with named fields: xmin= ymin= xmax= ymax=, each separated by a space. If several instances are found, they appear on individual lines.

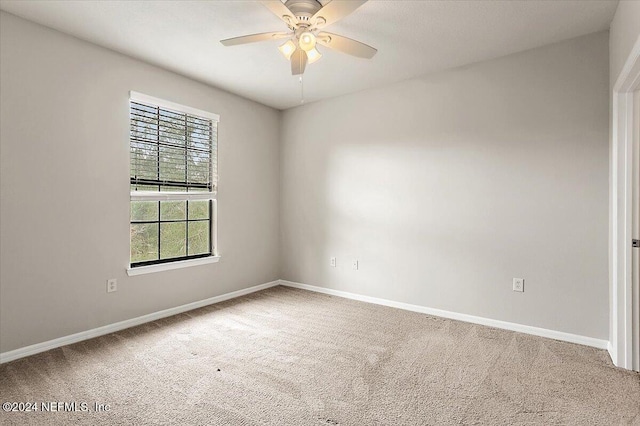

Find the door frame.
xmin=611 ymin=35 xmax=640 ymax=371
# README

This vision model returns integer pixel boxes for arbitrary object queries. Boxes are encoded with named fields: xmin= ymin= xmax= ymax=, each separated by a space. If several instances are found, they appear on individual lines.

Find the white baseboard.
xmin=279 ymin=280 xmax=609 ymax=350
xmin=607 ymin=341 xmax=616 ymax=365
xmin=0 ymin=280 xmax=280 ymax=364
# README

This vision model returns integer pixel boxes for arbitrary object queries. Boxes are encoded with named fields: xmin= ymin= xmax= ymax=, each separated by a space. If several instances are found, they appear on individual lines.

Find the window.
xmin=128 ymin=92 xmax=219 ymax=270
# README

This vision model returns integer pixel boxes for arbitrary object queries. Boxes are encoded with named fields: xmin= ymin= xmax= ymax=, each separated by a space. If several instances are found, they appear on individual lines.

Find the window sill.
xmin=126 ymin=256 xmax=220 ymax=276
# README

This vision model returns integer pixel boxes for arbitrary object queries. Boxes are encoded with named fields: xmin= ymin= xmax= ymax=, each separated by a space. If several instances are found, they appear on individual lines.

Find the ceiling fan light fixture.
xmin=298 ymin=31 xmax=316 ymax=52
xmin=221 ymin=0 xmax=377 ymax=76
xmin=306 ymin=47 xmax=322 ymax=64
xmin=278 ymin=40 xmax=297 ymax=60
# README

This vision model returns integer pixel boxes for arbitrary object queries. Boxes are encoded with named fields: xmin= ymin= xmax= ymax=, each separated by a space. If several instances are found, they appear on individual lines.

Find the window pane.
xmin=130 ymin=140 xmax=159 ymax=180
xmin=130 ymin=118 xmax=158 ymax=140
xmin=131 ymin=102 xmax=156 ymax=114
xmin=131 ymin=223 xmax=159 ymax=263
xmin=131 ymin=201 xmax=159 ymax=222
xmin=159 ymin=146 xmax=186 ymax=182
xmin=188 ymin=221 xmax=210 ymax=255
xmin=188 ymin=132 xmax=210 ymax=152
xmin=160 ymin=132 xmax=185 ymax=147
xmin=188 ymin=200 xmax=209 ymax=220
xmin=160 ymin=201 xmax=186 ymax=221
xmin=160 ymin=110 xmax=186 ymax=147
xmin=131 ymin=184 xmax=160 ymax=192
xmin=160 ymin=222 xmax=186 ymax=259
xmin=187 ymin=150 xmax=211 ymax=185
xmin=160 ymin=185 xmax=187 ymax=192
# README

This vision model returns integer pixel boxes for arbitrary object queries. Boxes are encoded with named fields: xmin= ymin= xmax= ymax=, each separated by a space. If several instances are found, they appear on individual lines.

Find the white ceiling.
xmin=0 ymin=0 xmax=618 ymax=110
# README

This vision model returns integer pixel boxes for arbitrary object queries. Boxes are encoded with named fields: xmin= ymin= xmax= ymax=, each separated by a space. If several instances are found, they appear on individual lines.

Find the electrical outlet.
xmin=107 ymin=279 xmax=117 ymax=293
xmin=513 ymin=278 xmax=524 ymax=292
xmin=352 ymin=260 xmax=359 ymax=270
xmin=330 ymin=257 xmax=336 ymax=267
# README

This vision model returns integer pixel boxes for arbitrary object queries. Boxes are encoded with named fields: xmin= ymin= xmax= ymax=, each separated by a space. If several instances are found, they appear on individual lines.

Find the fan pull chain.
xmin=299 ymin=75 xmax=305 ymax=105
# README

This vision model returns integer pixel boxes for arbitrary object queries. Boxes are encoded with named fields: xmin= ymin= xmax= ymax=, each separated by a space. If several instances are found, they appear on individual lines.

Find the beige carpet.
xmin=0 ymin=286 xmax=639 ymax=425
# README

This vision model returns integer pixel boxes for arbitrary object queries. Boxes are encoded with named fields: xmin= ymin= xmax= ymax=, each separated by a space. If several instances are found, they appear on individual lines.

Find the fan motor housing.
xmin=284 ymin=0 xmax=322 ymax=23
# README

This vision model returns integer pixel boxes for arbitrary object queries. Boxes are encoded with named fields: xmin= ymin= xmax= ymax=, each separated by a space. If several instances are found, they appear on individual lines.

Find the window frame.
xmin=127 ymin=91 xmax=220 ymax=275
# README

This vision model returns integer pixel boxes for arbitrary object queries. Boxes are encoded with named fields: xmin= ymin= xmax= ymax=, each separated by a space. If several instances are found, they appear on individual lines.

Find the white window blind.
xmin=129 ymin=93 xmax=218 ymax=198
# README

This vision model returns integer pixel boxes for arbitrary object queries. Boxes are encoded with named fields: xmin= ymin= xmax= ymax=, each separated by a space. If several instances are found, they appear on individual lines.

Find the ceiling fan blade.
xmin=220 ymin=31 xmax=290 ymax=46
xmin=316 ymin=32 xmax=377 ymax=59
xmin=260 ymin=0 xmax=298 ymax=26
xmin=311 ymin=0 xmax=368 ymax=27
xmin=291 ymin=49 xmax=308 ymax=75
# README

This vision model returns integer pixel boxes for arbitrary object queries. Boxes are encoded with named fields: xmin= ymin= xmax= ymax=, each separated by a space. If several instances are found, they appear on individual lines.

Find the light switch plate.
xmin=513 ymin=278 xmax=524 ymax=292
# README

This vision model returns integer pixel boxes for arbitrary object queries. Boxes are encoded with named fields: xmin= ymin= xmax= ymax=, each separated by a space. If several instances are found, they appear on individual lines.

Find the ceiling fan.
xmin=220 ymin=0 xmax=377 ymax=75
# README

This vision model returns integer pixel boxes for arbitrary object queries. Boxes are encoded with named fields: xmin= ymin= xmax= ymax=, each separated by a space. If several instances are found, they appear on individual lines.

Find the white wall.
xmin=0 ymin=12 xmax=281 ymax=353
xmin=610 ymin=1 xmax=640 ymax=88
xmin=280 ymin=32 xmax=610 ymax=340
